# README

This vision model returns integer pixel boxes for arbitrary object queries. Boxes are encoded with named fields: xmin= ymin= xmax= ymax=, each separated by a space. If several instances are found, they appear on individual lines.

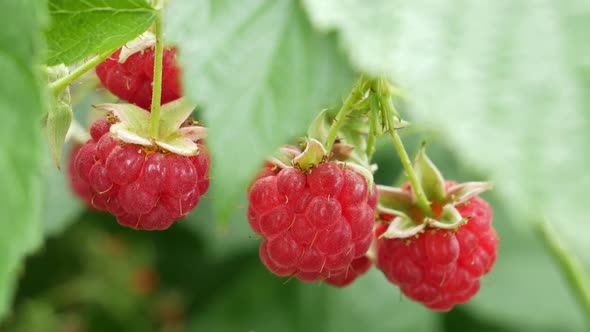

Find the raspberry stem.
xmin=536 ymin=221 xmax=590 ymax=325
xmin=365 ymin=95 xmax=380 ymax=160
xmin=149 ymin=12 xmax=164 ymax=138
xmin=49 ymin=47 xmax=118 ymax=97
xmin=374 ymin=78 xmax=432 ymax=218
xmin=324 ymin=76 xmax=370 ymax=153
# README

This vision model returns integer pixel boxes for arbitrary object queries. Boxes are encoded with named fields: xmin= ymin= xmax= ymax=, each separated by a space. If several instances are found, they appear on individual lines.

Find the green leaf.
xmin=301 ymin=1 xmax=590 ymax=261
xmin=45 ymin=0 xmax=157 ymax=65
xmin=44 ymin=65 xmax=72 ymax=169
xmin=165 ymin=0 xmax=354 ymax=222
xmin=190 ymin=259 xmax=440 ymax=332
xmin=0 ymin=0 xmax=47 ymax=320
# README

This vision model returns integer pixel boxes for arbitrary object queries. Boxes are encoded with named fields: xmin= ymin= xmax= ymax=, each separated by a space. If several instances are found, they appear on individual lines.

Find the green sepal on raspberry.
xmin=378 ymin=145 xmax=492 ymax=239
xmin=292 ymin=138 xmax=328 ymax=172
xmin=94 ymin=98 xmax=206 ymax=156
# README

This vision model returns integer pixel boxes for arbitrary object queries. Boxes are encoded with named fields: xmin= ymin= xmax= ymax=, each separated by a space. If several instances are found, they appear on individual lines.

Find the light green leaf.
xmin=165 ymin=0 xmax=354 ymax=222
xmin=0 ymin=0 xmax=47 ymax=320
xmin=44 ymin=65 xmax=72 ymax=169
xmin=45 ymin=0 xmax=157 ymax=65
xmin=301 ymin=1 xmax=590 ymax=261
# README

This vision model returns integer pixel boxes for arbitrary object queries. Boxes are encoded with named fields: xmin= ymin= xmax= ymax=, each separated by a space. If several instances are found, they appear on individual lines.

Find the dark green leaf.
xmin=45 ymin=0 xmax=157 ymax=65
xmin=165 ymin=0 xmax=354 ymax=222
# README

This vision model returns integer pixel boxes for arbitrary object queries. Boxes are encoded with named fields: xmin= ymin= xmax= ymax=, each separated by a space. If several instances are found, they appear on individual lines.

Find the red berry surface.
xmin=375 ymin=193 xmax=498 ymax=311
xmin=67 ymin=144 xmax=93 ymax=208
xmin=248 ymin=162 xmax=377 ymax=284
xmin=72 ymin=119 xmax=210 ymax=230
xmin=324 ymin=256 xmax=373 ymax=287
xmin=96 ymin=47 xmax=181 ymax=110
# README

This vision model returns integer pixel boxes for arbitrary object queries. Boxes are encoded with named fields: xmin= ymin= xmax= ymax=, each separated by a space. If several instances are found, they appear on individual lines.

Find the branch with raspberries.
xmin=46 ymin=4 xmax=590 ymax=318
xmin=245 ymin=76 xmax=498 ymax=311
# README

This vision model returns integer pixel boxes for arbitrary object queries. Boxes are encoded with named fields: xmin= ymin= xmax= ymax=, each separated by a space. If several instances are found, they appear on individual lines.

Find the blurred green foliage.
xmin=2 ymin=0 xmax=590 ymax=331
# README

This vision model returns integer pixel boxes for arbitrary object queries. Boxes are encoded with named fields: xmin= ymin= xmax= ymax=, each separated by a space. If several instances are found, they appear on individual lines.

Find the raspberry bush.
xmin=3 ymin=0 xmax=590 ymax=331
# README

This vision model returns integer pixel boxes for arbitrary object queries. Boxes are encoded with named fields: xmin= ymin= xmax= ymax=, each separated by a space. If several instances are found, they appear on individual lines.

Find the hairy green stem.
xmin=536 ymin=221 xmax=590 ymax=325
xmin=388 ymin=130 xmax=432 ymax=217
xmin=324 ymin=76 xmax=370 ymax=153
xmin=49 ymin=48 xmax=117 ymax=97
xmin=376 ymin=78 xmax=432 ymax=217
xmin=149 ymin=13 xmax=164 ymax=138
xmin=365 ymin=95 xmax=380 ymax=160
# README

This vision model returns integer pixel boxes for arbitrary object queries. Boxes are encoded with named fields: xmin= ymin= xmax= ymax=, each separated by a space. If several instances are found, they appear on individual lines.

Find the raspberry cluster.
xmin=96 ymin=47 xmax=181 ymax=110
xmin=248 ymin=162 xmax=377 ymax=285
xmin=70 ymin=118 xmax=210 ymax=230
xmin=375 ymin=192 xmax=498 ymax=311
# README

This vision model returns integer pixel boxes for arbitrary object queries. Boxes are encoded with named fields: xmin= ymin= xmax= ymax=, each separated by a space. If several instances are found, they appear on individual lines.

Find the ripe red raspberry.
xmin=67 ymin=144 xmax=93 ymax=208
xmin=324 ymin=255 xmax=373 ymax=287
xmin=248 ymin=162 xmax=377 ymax=284
xmin=96 ymin=47 xmax=181 ymax=110
xmin=73 ymin=119 xmax=210 ymax=230
xmin=375 ymin=191 xmax=498 ymax=311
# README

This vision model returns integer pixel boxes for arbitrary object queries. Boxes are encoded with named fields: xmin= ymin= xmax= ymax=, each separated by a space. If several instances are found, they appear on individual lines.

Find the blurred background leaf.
xmin=165 ymin=0 xmax=354 ymax=222
xmin=0 ymin=0 xmax=47 ymax=321
xmin=2 ymin=0 xmax=590 ymax=331
xmin=301 ymin=0 xmax=590 ymax=265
